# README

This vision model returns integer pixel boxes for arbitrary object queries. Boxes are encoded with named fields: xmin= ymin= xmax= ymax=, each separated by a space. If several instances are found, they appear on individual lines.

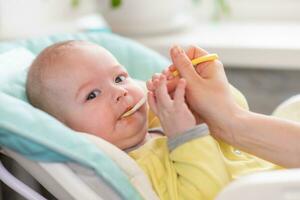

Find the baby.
xmin=26 ymin=40 xmax=277 ymax=200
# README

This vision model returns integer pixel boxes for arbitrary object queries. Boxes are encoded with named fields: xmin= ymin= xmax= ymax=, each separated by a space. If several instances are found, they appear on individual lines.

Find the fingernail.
xmin=172 ymin=45 xmax=184 ymax=56
xmin=173 ymin=46 xmax=180 ymax=54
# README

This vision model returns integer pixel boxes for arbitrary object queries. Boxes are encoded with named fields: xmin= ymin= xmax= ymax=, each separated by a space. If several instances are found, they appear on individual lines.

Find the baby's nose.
xmin=116 ymin=90 xmax=128 ymax=102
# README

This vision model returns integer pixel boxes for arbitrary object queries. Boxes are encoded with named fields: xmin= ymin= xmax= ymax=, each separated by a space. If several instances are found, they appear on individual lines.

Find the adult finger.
xmin=170 ymin=45 xmax=200 ymax=82
xmin=195 ymin=59 xmax=224 ymax=79
xmin=186 ymin=45 xmax=208 ymax=60
xmin=186 ymin=45 xmax=215 ymax=79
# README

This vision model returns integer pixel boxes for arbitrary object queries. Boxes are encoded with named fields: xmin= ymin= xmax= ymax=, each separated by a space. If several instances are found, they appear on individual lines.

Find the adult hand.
xmin=169 ymin=45 xmax=242 ymax=140
xmin=154 ymin=45 xmax=300 ymax=168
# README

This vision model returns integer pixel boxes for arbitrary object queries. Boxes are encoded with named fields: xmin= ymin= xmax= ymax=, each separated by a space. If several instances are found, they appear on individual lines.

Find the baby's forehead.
xmin=49 ymin=55 xmax=123 ymax=83
xmin=42 ymin=42 xmax=123 ymax=82
xmin=45 ymin=41 xmax=105 ymax=62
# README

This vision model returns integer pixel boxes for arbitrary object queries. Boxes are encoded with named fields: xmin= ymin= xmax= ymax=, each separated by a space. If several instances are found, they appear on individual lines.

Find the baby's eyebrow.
xmin=112 ymin=64 xmax=126 ymax=71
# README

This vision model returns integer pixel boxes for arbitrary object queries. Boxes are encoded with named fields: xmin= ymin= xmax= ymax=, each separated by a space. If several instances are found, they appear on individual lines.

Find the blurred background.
xmin=1 ymin=0 xmax=300 ymax=114
xmin=0 ymin=0 xmax=300 ymax=198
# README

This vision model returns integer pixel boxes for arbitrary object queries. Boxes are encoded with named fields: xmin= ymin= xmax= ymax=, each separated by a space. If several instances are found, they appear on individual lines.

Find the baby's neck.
xmin=123 ymin=132 xmax=149 ymax=152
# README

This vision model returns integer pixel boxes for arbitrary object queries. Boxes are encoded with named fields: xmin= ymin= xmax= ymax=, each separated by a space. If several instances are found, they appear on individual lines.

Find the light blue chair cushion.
xmin=0 ymin=32 xmax=168 ymax=81
xmin=0 ymin=32 xmax=169 ymax=199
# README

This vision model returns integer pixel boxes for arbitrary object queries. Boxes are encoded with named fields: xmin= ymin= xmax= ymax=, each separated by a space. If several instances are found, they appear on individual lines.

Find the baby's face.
xmin=54 ymin=45 xmax=148 ymax=149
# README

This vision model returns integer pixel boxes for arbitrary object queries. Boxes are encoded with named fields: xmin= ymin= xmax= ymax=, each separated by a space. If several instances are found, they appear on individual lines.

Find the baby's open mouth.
xmin=123 ymin=106 xmax=133 ymax=114
xmin=120 ymin=97 xmax=146 ymax=118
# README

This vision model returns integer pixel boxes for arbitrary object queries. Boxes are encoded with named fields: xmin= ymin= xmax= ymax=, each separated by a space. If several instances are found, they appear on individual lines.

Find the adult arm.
xmin=229 ymin=109 xmax=300 ymax=168
xmin=169 ymin=45 xmax=300 ymax=168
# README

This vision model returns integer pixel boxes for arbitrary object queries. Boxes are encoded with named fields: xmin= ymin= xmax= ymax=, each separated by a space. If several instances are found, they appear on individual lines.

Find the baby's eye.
xmin=115 ymin=75 xmax=126 ymax=83
xmin=86 ymin=89 xmax=101 ymax=101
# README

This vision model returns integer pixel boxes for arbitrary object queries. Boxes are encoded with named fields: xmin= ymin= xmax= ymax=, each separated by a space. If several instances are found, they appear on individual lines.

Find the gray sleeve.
xmin=168 ymin=124 xmax=209 ymax=151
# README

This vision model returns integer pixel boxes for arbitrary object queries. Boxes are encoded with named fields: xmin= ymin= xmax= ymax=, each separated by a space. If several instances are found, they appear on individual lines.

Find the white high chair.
xmin=1 ymin=132 xmax=159 ymax=200
xmin=1 ymin=32 xmax=300 ymax=200
xmin=3 ymin=131 xmax=300 ymax=200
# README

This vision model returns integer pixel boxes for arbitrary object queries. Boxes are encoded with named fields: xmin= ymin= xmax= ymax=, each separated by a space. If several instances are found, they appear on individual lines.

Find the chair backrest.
xmin=0 ymin=32 xmax=168 ymax=199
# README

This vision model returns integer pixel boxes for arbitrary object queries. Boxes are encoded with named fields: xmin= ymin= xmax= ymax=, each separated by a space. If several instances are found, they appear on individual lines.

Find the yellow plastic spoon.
xmin=172 ymin=53 xmax=219 ymax=77
xmin=121 ymin=97 xmax=146 ymax=118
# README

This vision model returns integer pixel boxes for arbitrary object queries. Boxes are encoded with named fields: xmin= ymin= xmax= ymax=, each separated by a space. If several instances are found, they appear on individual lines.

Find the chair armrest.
xmin=216 ymin=169 xmax=300 ymax=200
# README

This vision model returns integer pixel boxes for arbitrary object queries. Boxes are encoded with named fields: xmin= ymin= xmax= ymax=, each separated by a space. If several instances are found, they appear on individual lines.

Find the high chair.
xmin=1 ymin=32 xmax=300 ymax=200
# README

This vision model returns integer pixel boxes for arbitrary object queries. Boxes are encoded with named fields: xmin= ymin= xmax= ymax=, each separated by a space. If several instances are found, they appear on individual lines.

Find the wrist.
xmin=206 ymin=105 xmax=250 ymax=146
xmin=224 ymin=108 xmax=256 ymax=147
xmin=224 ymin=107 xmax=254 ymax=147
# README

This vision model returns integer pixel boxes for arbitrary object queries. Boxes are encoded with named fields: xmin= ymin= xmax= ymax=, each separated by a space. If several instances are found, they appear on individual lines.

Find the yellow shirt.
xmin=129 ymin=85 xmax=279 ymax=200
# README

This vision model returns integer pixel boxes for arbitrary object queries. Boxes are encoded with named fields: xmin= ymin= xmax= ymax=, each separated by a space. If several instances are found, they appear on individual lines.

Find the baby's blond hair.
xmin=26 ymin=40 xmax=90 ymax=120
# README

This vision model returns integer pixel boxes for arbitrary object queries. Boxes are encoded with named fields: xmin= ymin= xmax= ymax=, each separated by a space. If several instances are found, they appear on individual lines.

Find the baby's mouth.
xmin=123 ymin=106 xmax=133 ymax=115
xmin=120 ymin=97 xmax=146 ymax=119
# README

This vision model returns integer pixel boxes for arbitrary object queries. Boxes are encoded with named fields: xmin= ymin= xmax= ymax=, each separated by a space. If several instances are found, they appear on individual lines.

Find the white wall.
xmin=192 ymin=0 xmax=300 ymax=21
xmin=0 ymin=0 xmax=99 ymax=40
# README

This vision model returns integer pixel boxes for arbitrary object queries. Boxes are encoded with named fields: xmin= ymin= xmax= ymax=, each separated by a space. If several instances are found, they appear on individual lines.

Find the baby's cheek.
xmin=132 ymin=81 xmax=146 ymax=94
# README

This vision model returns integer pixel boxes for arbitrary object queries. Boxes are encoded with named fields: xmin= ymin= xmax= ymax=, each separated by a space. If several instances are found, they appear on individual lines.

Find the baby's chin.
xmin=116 ymin=110 xmax=148 ymax=149
xmin=116 ymin=124 xmax=148 ymax=150
xmin=128 ymin=129 xmax=148 ymax=149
